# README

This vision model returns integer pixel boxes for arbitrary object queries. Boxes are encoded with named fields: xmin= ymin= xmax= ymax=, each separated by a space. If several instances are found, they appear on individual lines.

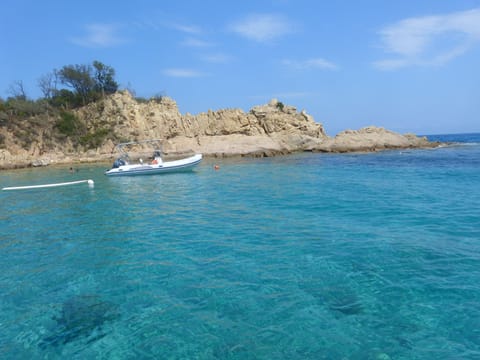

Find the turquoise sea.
xmin=1 ymin=133 xmax=480 ymax=359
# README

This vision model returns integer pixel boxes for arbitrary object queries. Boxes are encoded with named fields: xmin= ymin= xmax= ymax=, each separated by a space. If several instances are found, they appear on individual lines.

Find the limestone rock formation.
xmin=0 ymin=91 xmax=439 ymax=169
xmin=75 ymin=92 xmax=328 ymax=157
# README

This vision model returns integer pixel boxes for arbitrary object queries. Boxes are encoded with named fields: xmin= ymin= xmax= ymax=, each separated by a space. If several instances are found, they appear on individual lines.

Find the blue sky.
xmin=1 ymin=0 xmax=479 ymax=135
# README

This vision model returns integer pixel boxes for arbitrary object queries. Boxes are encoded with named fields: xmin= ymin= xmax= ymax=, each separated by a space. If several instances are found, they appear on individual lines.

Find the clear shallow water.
xmin=1 ymin=134 xmax=480 ymax=359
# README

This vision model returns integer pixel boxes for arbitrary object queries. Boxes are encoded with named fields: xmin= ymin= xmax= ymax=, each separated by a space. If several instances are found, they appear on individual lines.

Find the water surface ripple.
xmin=1 ymin=134 xmax=480 ymax=359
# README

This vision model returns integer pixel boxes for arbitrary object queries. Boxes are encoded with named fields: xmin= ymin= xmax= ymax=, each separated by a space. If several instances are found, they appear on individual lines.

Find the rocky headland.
xmin=0 ymin=91 xmax=439 ymax=169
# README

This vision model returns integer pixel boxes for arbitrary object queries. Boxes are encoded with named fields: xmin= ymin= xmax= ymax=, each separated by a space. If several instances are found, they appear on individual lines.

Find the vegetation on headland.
xmin=0 ymin=61 xmax=111 ymax=150
xmin=0 ymin=61 xmax=147 ymax=151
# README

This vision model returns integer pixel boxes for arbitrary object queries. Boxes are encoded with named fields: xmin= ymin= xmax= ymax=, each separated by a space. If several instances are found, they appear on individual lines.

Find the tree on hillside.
xmin=38 ymin=72 xmax=58 ymax=99
xmin=57 ymin=64 xmax=95 ymax=106
xmin=93 ymin=61 xmax=118 ymax=97
xmin=53 ymin=61 xmax=119 ymax=107
xmin=7 ymin=80 xmax=27 ymax=100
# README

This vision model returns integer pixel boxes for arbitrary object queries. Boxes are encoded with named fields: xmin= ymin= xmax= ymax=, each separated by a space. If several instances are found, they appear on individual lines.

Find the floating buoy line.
xmin=2 ymin=179 xmax=94 ymax=191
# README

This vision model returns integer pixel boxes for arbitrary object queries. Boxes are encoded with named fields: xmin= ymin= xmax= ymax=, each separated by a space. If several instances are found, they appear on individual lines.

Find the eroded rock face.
xmin=0 ymin=92 xmax=438 ymax=169
xmin=311 ymin=126 xmax=436 ymax=153
xmin=67 ymin=92 xmax=329 ymax=158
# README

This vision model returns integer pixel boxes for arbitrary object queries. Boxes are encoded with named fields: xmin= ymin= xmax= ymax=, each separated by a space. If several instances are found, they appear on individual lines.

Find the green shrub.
xmin=50 ymin=89 xmax=81 ymax=109
xmin=135 ymin=97 xmax=148 ymax=103
xmin=150 ymin=94 xmax=165 ymax=103
xmin=135 ymin=94 xmax=165 ymax=104
xmin=56 ymin=111 xmax=83 ymax=136
xmin=4 ymin=98 xmax=48 ymax=117
xmin=80 ymin=128 xmax=109 ymax=148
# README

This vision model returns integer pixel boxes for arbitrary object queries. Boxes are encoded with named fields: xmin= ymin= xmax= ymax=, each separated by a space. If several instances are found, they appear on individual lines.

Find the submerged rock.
xmin=321 ymin=285 xmax=364 ymax=316
xmin=300 ymin=281 xmax=364 ymax=316
xmin=40 ymin=294 xmax=119 ymax=348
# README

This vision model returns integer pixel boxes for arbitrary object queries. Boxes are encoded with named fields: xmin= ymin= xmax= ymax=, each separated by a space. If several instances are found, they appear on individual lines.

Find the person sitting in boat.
xmin=151 ymin=150 xmax=162 ymax=165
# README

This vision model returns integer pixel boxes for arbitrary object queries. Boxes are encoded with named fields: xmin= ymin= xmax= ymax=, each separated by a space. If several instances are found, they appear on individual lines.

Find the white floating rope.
xmin=2 ymin=179 xmax=94 ymax=191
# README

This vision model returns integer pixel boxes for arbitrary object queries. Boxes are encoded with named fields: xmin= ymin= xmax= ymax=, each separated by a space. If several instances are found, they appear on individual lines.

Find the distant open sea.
xmin=1 ymin=133 xmax=479 ymax=359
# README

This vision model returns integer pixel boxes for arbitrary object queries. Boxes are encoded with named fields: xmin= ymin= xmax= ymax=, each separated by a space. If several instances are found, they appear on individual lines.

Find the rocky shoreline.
xmin=0 ymin=92 xmax=441 ymax=170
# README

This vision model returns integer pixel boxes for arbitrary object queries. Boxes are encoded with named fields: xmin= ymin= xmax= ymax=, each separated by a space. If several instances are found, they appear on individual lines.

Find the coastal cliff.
xmin=0 ymin=91 xmax=437 ymax=169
